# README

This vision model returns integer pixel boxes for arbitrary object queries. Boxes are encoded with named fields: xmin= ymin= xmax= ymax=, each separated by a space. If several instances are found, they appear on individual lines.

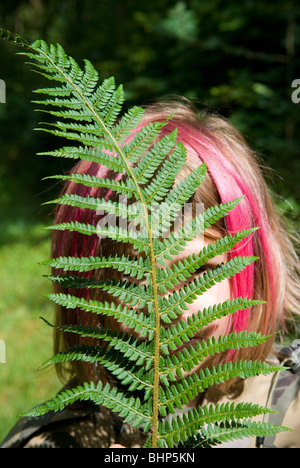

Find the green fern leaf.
xmin=158 ymin=402 xmax=280 ymax=447
xmin=45 ymin=173 xmax=139 ymax=199
xmin=39 ymin=145 xmax=131 ymax=173
xmin=159 ymin=256 xmax=258 ymax=322
xmin=20 ymin=381 xmax=152 ymax=429
xmin=143 ymin=142 xmax=187 ymax=204
xmin=160 ymin=331 xmax=270 ymax=379
xmin=160 ymin=297 xmax=265 ymax=352
xmin=158 ymin=360 xmax=285 ymax=417
xmin=156 ymin=228 xmax=258 ymax=292
xmin=132 ymin=130 xmax=178 ymax=185
xmin=196 ymin=420 xmax=291 ymax=448
xmin=122 ymin=120 xmax=167 ymax=163
xmin=40 ymin=342 xmax=153 ymax=390
xmin=42 ymin=254 xmax=151 ymax=279
xmin=46 ymin=291 xmax=155 ymax=339
xmin=154 ymin=197 xmax=245 ymax=264
xmin=150 ymin=163 xmax=207 ymax=236
xmin=46 ymin=221 xmax=150 ymax=252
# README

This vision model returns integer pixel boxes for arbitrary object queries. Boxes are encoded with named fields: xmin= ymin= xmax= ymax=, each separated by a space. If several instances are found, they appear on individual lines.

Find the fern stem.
xmin=149 ymin=237 xmax=162 ymax=448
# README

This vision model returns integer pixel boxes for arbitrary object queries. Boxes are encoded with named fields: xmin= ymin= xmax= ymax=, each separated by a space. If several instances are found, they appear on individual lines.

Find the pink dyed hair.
xmin=137 ymin=106 xmax=284 ymax=341
xmin=152 ymin=118 xmax=275 ymax=335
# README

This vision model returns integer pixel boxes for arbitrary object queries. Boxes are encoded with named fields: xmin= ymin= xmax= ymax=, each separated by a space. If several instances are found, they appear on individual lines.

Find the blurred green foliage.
xmin=0 ymin=0 xmax=299 ymax=228
xmin=0 ymin=0 xmax=299 ymax=442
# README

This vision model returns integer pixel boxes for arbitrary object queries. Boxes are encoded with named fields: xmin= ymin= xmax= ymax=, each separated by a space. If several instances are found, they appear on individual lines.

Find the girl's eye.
xmin=193 ymin=264 xmax=216 ymax=277
xmin=193 ymin=266 xmax=208 ymax=276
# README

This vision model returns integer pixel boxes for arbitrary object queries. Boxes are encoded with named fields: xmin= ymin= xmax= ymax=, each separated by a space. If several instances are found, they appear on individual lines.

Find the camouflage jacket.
xmin=2 ymin=356 xmax=300 ymax=448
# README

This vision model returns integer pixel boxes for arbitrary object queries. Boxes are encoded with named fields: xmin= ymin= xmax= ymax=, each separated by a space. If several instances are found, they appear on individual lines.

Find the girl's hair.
xmin=51 ymin=98 xmax=300 ymax=391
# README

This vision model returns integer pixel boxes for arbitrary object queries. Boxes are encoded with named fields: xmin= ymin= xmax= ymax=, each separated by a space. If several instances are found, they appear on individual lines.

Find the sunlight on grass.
xmin=0 ymin=227 xmax=61 ymax=443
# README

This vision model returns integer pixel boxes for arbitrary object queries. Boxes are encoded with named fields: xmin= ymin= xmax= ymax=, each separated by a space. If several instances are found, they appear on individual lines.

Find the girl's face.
xmin=115 ymin=232 xmax=231 ymax=375
xmin=164 ymin=233 xmax=231 ymax=338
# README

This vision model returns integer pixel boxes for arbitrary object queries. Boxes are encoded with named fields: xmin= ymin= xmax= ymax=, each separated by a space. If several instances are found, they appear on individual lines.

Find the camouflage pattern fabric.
xmin=263 ymin=368 xmax=300 ymax=448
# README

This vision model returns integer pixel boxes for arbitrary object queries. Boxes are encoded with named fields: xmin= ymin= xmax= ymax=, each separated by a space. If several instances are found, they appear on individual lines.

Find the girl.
xmin=2 ymin=99 xmax=300 ymax=448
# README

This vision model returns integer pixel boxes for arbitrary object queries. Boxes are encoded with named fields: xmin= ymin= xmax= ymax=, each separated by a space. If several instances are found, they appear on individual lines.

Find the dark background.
xmin=0 ymin=0 xmax=299 ymax=241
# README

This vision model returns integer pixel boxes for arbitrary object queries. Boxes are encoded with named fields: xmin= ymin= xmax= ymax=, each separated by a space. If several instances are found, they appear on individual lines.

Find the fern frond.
xmin=159 ymin=360 xmax=285 ymax=416
xmin=21 ymin=381 xmax=152 ymax=430
xmin=45 ymin=292 xmax=155 ymax=338
xmin=45 ymin=274 xmax=154 ymax=296
xmin=40 ymin=145 xmax=130 ymax=173
xmin=160 ymin=331 xmax=270 ymax=379
xmin=157 ymin=402 xmax=279 ymax=448
xmin=111 ymin=106 xmax=145 ymax=142
xmin=45 ymin=195 xmax=146 ymax=229
xmin=45 ymin=173 xmax=138 ymax=199
xmin=159 ymin=256 xmax=258 ymax=322
xmin=122 ymin=120 xmax=167 ymax=163
xmin=0 ymin=28 xmax=29 ymax=46
xmin=163 ymin=418 xmax=290 ymax=449
xmin=154 ymin=197 xmax=244 ymax=264
xmin=150 ymin=163 xmax=207 ymax=236
xmin=46 ymin=221 xmax=150 ymax=252
xmin=88 ymin=279 xmax=153 ymax=307
xmin=26 ymin=44 xmax=124 ymax=131
xmin=143 ymin=142 xmax=187 ymax=204
xmin=43 ymin=316 xmax=151 ymax=343
xmin=43 ymin=254 xmax=151 ymax=279
xmin=40 ymin=342 xmax=154 ymax=388
xmin=156 ymin=228 xmax=258 ymax=292
xmin=201 ymin=420 xmax=290 ymax=448
xmin=160 ymin=297 xmax=264 ymax=352
xmin=132 ymin=130 xmax=178 ymax=184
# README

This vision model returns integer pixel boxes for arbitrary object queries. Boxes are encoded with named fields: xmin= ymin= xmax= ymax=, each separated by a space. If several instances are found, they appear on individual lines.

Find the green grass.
xmin=0 ymin=224 xmax=61 ymax=444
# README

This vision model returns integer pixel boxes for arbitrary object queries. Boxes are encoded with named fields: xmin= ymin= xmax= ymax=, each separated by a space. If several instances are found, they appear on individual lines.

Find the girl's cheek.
xmin=182 ymin=278 xmax=231 ymax=316
xmin=180 ymin=278 xmax=231 ymax=336
xmin=116 ymin=278 xmax=231 ymax=340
